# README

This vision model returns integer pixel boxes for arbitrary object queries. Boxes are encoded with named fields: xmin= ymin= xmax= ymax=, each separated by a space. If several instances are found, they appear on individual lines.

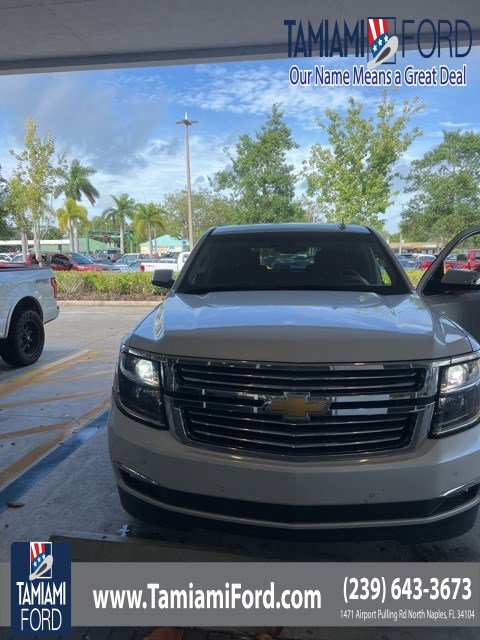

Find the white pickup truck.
xmin=139 ymin=251 xmax=190 ymax=273
xmin=109 ymin=223 xmax=480 ymax=541
xmin=0 ymin=265 xmax=59 ymax=367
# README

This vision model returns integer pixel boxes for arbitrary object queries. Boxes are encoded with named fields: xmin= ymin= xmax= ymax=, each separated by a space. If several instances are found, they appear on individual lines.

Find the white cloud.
xmin=0 ymin=71 xmax=168 ymax=174
xmin=439 ymin=120 xmax=479 ymax=128
xmin=88 ymin=131 xmax=229 ymax=217
xmin=178 ymin=64 xmax=369 ymax=128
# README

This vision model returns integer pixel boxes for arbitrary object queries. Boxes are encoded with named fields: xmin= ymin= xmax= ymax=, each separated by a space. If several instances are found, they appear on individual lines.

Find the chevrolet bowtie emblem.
xmin=261 ymin=393 xmax=333 ymax=421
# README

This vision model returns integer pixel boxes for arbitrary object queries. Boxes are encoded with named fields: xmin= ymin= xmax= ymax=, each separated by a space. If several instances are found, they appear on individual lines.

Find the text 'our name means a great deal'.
xmin=289 ymin=64 xmax=467 ymax=87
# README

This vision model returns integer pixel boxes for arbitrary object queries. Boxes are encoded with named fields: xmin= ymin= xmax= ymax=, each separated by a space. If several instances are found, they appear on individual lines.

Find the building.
xmin=0 ymin=237 xmax=111 ymax=253
xmin=140 ymin=234 xmax=188 ymax=255
xmin=387 ymin=241 xmax=444 ymax=254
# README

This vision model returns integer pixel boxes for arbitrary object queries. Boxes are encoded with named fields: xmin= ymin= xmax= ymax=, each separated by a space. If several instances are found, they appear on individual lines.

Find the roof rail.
xmin=338 ymin=219 xmax=347 ymax=230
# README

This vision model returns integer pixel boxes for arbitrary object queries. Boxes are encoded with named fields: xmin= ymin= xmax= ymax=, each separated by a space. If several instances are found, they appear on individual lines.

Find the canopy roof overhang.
xmin=0 ymin=0 xmax=478 ymax=75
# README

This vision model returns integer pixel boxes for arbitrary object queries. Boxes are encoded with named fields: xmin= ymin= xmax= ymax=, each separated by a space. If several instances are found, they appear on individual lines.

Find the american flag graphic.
xmin=30 ymin=541 xmax=52 ymax=579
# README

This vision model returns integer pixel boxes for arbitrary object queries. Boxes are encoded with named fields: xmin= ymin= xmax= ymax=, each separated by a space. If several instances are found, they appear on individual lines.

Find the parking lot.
xmin=0 ymin=304 xmax=479 ymax=565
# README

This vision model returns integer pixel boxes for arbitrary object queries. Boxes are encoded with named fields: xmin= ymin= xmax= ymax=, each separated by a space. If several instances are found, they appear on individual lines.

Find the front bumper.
xmin=108 ymin=401 xmax=480 ymax=532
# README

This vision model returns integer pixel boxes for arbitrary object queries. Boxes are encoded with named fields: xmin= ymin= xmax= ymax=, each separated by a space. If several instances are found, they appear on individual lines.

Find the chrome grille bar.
xmin=165 ymin=357 xmax=435 ymax=458
xmin=177 ymin=363 xmax=424 ymax=395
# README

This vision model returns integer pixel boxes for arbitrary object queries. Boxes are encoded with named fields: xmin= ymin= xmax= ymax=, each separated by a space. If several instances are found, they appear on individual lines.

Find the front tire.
xmin=0 ymin=308 xmax=45 ymax=367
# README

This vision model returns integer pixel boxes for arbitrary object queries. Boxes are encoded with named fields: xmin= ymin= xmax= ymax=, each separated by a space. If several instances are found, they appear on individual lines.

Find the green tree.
xmin=213 ymin=104 xmax=305 ymax=224
xmin=0 ymin=165 xmax=14 ymax=240
xmin=55 ymin=158 xmax=99 ymax=251
xmin=400 ymin=130 xmax=480 ymax=242
xmin=56 ymin=198 xmax=89 ymax=251
xmin=162 ymin=187 xmax=233 ymax=241
xmin=9 ymin=117 xmax=58 ymax=261
xmin=133 ymin=202 xmax=166 ymax=256
xmin=55 ymin=158 xmax=99 ymax=204
xmin=6 ymin=174 xmax=31 ymax=257
xmin=304 ymin=91 xmax=424 ymax=230
xmin=90 ymin=212 xmax=112 ymax=231
xmin=103 ymin=193 xmax=136 ymax=254
xmin=41 ymin=224 xmax=63 ymax=240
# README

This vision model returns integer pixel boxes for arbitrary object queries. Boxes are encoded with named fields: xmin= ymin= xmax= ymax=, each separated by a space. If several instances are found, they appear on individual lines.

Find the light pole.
xmin=176 ymin=112 xmax=198 ymax=251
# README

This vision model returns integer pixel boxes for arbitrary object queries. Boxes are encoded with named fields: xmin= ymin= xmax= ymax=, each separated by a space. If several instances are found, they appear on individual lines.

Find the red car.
xmin=413 ymin=254 xmax=435 ymax=270
xmin=444 ymin=249 xmax=480 ymax=271
xmin=13 ymin=251 xmax=108 ymax=271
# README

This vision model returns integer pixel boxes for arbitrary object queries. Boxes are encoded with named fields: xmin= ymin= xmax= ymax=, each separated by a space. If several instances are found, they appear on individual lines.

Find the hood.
xmin=126 ymin=290 xmax=474 ymax=363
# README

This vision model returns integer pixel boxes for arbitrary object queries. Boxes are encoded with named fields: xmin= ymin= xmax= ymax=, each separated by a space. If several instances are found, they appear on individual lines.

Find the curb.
xmin=59 ymin=300 xmax=161 ymax=307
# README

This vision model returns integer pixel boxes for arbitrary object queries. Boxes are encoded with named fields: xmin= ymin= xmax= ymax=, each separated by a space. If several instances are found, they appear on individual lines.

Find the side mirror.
xmin=441 ymin=268 xmax=480 ymax=287
xmin=152 ymin=269 xmax=175 ymax=289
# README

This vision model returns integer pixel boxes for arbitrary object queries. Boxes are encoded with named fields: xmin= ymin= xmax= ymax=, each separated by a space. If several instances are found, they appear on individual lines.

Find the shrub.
xmin=55 ymin=271 xmax=167 ymax=299
xmin=405 ymin=269 xmax=423 ymax=286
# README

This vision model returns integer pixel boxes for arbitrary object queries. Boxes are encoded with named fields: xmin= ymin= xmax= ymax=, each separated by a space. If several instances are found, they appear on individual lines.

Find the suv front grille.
xmin=166 ymin=359 xmax=433 ymax=458
xmin=184 ymin=408 xmax=415 ymax=456
xmin=177 ymin=362 xmax=425 ymax=394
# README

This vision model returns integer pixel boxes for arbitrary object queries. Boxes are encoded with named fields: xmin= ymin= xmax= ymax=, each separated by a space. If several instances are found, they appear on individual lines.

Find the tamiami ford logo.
xmin=11 ymin=542 xmax=71 ymax=636
xmin=285 ymin=17 xmax=471 ymax=87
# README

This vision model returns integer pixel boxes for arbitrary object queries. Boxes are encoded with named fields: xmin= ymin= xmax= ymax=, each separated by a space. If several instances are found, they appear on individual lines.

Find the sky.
xmin=0 ymin=47 xmax=478 ymax=234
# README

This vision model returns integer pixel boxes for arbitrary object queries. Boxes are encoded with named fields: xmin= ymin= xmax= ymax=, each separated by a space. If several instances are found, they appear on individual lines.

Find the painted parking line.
xmin=0 ymin=421 xmax=68 ymax=440
xmin=0 ymin=408 xmax=110 ymax=514
xmin=0 ymin=388 xmax=110 ymax=411
xmin=0 ymin=348 xmax=102 ymax=398
xmin=0 ymin=397 xmax=111 ymax=489
xmin=46 ymin=368 xmax=114 ymax=383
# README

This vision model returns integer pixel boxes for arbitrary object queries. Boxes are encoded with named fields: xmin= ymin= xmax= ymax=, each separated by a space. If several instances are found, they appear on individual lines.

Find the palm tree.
xmin=134 ymin=202 xmax=165 ymax=256
xmin=55 ymin=159 xmax=99 ymax=251
xmin=56 ymin=198 xmax=88 ymax=252
xmin=103 ymin=194 xmax=136 ymax=254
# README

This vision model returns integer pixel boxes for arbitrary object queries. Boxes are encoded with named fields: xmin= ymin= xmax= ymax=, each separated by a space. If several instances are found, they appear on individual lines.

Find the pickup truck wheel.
xmin=0 ymin=309 xmax=45 ymax=367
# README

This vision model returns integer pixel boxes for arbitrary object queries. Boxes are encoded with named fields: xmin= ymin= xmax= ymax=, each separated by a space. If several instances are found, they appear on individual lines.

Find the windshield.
xmin=69 ymin=253 xmax=93 ymax=264
xmin=178 ymin=231 xmax=408 ymax=295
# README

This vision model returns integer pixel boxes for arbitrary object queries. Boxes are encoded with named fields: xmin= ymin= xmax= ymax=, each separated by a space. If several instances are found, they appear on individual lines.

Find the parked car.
xmin=0 ymin=263 xmax=58 ymax=366
xmin=140 ymin=260 xmax=169 ymax=272
xmin=413 ymin=253 xmax=436 ymax=270
xmin=109 ymin=223 xmax=480 ymax=541
xmin=0 ymin=253 xmax=13 ymax=262
xmin=396 ymin=253 xmax=435 ymax=270
xmin=444 ymin=249 xmax=480 ymax=271
xmin=115 ymin=253 xmax=150 ymax=270
xmin=50 ymin=252 xmax=109 ymax=271
xmin=13 ymin=251 xmax=108 ymax=271
xmin=11 ymin=253 xmax=31 ymax=263
xmin=90 ymin=257 xmax=120 ymax=271
xmin=122 ymin=259 xmax=162 ymax=272
xmin=97 ymin=249 xmax=121 ymax=262
xmin=140 ymin=251 xmax=191 ymax=273
xmin=397 ymin=257 xmax=418 ymax=270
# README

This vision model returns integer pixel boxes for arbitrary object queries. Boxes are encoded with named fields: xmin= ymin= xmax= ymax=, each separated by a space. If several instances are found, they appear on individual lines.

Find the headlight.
xmin=432 ymin=357 xmax=480 ymax=437
xmin=115 ymin=348 xmax=166 ymax=428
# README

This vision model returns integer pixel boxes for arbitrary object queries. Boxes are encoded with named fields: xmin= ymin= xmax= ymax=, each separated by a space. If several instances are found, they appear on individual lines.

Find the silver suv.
xmin=108 ymin=224 xmax=480 ymax=541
